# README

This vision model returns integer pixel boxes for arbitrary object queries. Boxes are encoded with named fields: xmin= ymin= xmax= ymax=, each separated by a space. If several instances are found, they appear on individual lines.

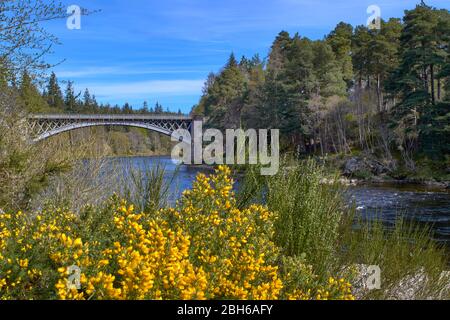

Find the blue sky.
xmin=44 ymin=0 xmax=450 ymax=113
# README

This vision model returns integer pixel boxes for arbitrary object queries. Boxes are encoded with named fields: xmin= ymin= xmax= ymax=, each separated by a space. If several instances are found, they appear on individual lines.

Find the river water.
xmin=110 ymin=156 xmax=450 ymax=246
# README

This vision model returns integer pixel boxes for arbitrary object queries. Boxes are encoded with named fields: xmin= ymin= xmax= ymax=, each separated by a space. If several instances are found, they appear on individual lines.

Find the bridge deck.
xmin=28 ymin=114 xmax=193 ymax=121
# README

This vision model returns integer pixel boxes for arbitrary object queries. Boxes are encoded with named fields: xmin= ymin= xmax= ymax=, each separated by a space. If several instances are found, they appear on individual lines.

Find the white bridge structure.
xmin=27 ymin=114 xmax=195 ymax=142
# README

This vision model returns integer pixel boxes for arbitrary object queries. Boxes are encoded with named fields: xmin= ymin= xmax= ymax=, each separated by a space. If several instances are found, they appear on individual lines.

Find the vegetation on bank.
xmin=236 ymin=159 xmax=450 ymax=299
xmin=57 ymin=126 xmax=174 ymax=158
xmin=0 ymin=164 xmax=448 ymax=300
xmin=192 ymin=2 xmax=450 ymax=182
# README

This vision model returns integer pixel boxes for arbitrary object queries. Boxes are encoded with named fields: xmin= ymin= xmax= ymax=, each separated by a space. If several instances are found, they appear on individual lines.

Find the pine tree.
xmin=388 ymin=2 xmax=450 ymax=160
xmin=46 ymin=72 xmax=64 ymax=110
xmin=154 ymin=102 xmax=163 ymax=114
xmin=64 ymin=81 xmax=78 ymax=113
xmin=257 ymin=34 xmax=312 ymax=145
xmin=123 ymin=102 xmax=132 ymax=114
xmin=267 ymin=31 xmax=292 ymax=76
xmin=312 ymin=41 xmax=346 ymax=97
xmin=369 ymin=18 xmax=402 ymax=110
xmin=352 ymin=25 xmax=372 ymax=88
xmin=241 ymin=55 xmax=266 ymax=129
xmin=326 ymin=22 xmax=354 ymax=86
xmin=19 ymin=70 xmax=49 ymax=113
xmin=83 ymin=88 xmax=91 ymax=109
xmin=201 ymin=53 xmax=247 ymax=129
xmin=142 ymin=101 xmax=149 ymax=113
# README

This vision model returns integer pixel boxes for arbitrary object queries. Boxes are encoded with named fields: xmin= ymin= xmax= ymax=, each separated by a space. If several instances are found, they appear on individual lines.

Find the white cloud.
xmin=76 ymin=79 xmax=204 ymax=98
xmin=56 ymin=66 xmax=209 ymax=78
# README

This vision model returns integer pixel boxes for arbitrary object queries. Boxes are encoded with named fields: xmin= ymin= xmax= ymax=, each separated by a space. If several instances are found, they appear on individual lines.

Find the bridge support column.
xmin=190 ymin=120 xmax=203 ymax=165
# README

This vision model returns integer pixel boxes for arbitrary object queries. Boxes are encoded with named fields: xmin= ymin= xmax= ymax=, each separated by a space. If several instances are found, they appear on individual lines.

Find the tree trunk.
xmin=376 ymin=73 xmax=383 ymax=112
xmin=423 ymin=66 xmax=428 ymax=94
xmin=430 ymin=64 xmax=435 ymax=105
xmin=437 ymin=78 xmax=441 ymax=101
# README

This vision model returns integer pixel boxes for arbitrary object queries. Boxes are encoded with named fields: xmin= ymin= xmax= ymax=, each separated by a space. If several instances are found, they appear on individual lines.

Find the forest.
xmin=192 ymin=1 xmax=450 ymax=182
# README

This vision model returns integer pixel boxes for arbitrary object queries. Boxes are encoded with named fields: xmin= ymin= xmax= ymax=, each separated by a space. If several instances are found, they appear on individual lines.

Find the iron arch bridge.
xmin=27 ymin=114 xmax=195 ymax=142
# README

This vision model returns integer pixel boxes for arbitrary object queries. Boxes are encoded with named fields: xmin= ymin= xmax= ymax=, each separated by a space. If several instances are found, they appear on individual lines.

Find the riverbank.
xmin=321 ymin=176 xmax=450 ymax=191
xmin=320 ymin=154 xmax=450 ymax=190
xmin=188 ymin=161 xmax=450 ymax=190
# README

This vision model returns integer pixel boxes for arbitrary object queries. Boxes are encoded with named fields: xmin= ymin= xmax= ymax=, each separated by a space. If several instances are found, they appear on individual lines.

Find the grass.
xmin=121 ymin=161 xmax=179 ymax=213
xmin=337 ymin=215 xmax=449 ymax=299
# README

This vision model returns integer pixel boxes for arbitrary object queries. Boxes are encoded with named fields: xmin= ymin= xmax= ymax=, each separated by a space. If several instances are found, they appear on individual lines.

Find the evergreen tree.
xmin=122 ymin=102 xmax=132 ymax=114
xmin=83 ymin=88 xmax=92 ymax=109
xmin=312 ymin=41 xmax=346 ymax=97
xmin=388 ymin=2 xmax=450 ymax=160
xmin=326 ymin=22 xmax=354 ymax=86
xmin=201 ymin=53 xmax=247 ymax=129
xmin=286 ymin=35 xmax=315 ymax=97
xmin=46 ymin=72 xmax=64 ymax=110
xmin=19 ymin=70 xmax=48 ymax=113
xmin=241 ymin=55 xmax=266 ymax=129
xmin=369 ymin=18 xmax=402 ymax=110
xmin=154 ymin=102 xmax=163 ymax=114
xmin=142 ymin=101 xmax=149 ymax=113
xmin=352 ymin=25 xmax=372 ymax=87
xmin=64 ymin=81 xmax=78 ymax=113
xmin=91 ymin=95 xmax=99 ymax=113
xmin=267 ymin=31 xmax=292 ymax=76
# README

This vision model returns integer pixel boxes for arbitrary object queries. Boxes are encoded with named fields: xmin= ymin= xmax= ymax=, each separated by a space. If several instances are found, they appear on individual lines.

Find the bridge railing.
xmin=28 ymin=114 xmax=194 ymax=121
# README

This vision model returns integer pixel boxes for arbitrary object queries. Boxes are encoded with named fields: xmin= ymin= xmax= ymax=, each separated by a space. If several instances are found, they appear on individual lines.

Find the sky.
xmin=43 ymin=0 xmax=450 ymax=113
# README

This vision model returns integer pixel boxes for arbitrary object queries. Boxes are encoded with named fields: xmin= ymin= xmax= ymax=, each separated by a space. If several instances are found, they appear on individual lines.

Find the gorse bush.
xmin=267 ymin=160 xmax=344 ymax=276
xmin=236 ymin=159 xmax=345 ymax=278
xmin=0 ymin=166 xmax=354 ymax=300
xmin=158 ymin=167 xmax=283 ymax=299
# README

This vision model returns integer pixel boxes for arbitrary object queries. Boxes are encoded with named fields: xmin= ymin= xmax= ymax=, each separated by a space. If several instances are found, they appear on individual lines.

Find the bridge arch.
xmin=33 ymin=121 xmax=174 ymax=142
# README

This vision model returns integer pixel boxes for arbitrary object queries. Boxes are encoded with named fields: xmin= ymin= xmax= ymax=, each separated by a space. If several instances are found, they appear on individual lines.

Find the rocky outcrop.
xmin=342 ymin=157 xmax=390 ymax=178
xmin=349 ymin=264 xmax=450 ymax=300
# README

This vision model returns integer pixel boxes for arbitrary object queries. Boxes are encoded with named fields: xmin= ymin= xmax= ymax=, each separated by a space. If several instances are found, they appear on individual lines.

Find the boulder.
xmin=343 ymin=157 xmax=389 ymax=177
xmin=342 ymin=157 xmax=365 ymax=177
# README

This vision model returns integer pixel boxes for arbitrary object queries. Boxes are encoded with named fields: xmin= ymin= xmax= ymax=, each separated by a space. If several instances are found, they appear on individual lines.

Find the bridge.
xmin=27 ymin=114 xmax=195 ymax=142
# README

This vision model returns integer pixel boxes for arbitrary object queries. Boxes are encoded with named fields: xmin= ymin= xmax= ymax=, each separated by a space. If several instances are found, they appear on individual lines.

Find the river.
xmin=109 ymin=156 xmax=450 ymax=246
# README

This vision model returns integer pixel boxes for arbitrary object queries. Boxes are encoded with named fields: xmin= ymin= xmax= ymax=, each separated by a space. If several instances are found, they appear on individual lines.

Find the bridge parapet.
xmin=28 ymin=114 xmax=193 ymax=121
